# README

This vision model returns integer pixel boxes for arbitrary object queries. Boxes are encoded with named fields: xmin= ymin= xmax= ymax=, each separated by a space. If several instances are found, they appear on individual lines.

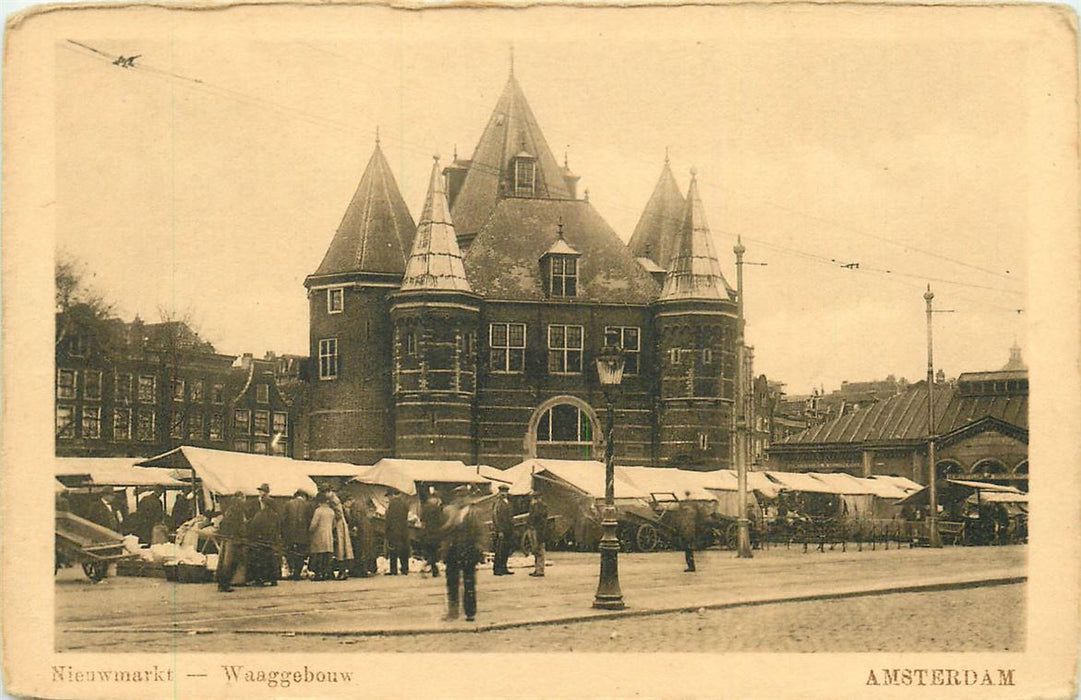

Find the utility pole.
xmin=734 ymin=236 xmax=752 ymax=558
xmin=924 ymin=285 xmax=942 ymax=548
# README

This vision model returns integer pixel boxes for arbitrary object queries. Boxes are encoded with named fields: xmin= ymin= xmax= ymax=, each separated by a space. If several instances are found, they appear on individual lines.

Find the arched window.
xmin=972 ymin=459 xmax=1008 ymax=478
xmin=537 ymin=403 xmax=592 ymax=444
xmin=1014 ymin=460 xmax=1028 ymax=475
xmin=936 ymin=460 xmax=963 ymax=481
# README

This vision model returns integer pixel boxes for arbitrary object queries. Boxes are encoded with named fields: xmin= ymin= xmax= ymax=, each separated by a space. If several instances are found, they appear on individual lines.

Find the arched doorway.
xmin=935 ymin=460 xmax=963 ymax=481
xmin=524 ymin=396 xmax=601 ymax=460
xmin=971 ymin=459 xmax=1008 ymax=480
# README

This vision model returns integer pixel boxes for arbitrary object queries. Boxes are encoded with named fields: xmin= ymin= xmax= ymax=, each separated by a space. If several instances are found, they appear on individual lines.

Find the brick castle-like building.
xmin=305 ymin=70 xmax=741 ymax=469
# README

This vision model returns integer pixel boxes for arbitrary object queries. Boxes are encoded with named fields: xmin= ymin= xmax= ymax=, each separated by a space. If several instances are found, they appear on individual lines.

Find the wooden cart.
xmin=55 ymin=511 xmax=135 ymax=581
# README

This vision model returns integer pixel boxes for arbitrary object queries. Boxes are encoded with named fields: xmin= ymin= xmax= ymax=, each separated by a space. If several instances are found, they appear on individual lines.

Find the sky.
xmin=50 ymin=5 xmax=1033 ymax=395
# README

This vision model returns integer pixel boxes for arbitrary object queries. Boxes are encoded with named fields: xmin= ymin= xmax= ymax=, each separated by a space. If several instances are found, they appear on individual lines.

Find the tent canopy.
xmin=867 ymin=475 xmax=924 ymax=493
xmin=765 ymin=471 xmax=838 ymax=494
xmin=896 ymin=479 xmax=1024 ymax=508
xmin=808 ymin=472 xmax=877 ymax=495
xmin=507 ymin=459 xmax=648 ymax=500
xmin=617 ymin=466 xmax=715 ymax=501
xmin=137 ymin=446 xmax=318 ymax=497
xmin=56 ymin=457 xmax=186 ymax=488
xmin=351 ymin=458 xmax=491 ymax=496
xmin=477 ymin=465 xmax=513 ymax=484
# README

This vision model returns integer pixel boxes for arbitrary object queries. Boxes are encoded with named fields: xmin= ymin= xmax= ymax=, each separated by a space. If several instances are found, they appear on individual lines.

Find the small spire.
xmin=509 ymin=45 xmax=515 ymax=78
xmin=664 ymin=146 xmax=670 ymax=165
xmin=689 ymin=166 xmax=697 ymax=180
xmin=375 ymin=125 xmax=380 ymax=146
xmin=564 ymin=149 xmax=569 ymax=169
xmin=453 ymin=144 xmax=458 ymax=161
xmin=557 ymin=217 xmax=565 ymax=239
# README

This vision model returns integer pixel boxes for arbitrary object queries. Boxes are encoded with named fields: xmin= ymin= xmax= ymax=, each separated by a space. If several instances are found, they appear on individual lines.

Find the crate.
xmin=117 ymin=559 xmax=168 ymax=579
xmin=176 ymin=563 xmax=212 ymax=583
xmin=163 ymin=563 xmax=179 ymax=581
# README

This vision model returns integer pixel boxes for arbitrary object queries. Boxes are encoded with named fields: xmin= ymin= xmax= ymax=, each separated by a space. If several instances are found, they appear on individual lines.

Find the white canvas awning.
xmin=506 ymin=459 xmax=648 ymax=500
xmin=136 ymin=446 xmax=318 ymax=497
xmin=56 ymin=457 xmax=187 ymax=488
xmin=617 ymin=466 xmax=715 ymax=501
xmin=351 ymin=458 xmax=492 ymax=496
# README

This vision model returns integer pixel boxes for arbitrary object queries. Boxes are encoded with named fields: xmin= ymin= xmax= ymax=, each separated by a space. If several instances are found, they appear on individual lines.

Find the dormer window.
xmin=513 ymin=154 xmax=536 ymax=197
xmin=550 ymin=256 xmax=577 ymax=297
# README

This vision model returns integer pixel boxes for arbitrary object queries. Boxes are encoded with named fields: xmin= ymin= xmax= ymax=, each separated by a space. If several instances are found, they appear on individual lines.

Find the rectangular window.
xmin=548 ymin=325 xmax=583 ymax=374
xmin=84 ymin=370 xmax=103 ymax=401
xmin=82 ymin=406 xmax=101 ymax=439
xmin=319 ymin=338 xmax=339 ymax=380
xmin=138 ymin=375 xmax=156 ymax=404
xmin=235 ymin=409 xmax=251 ymax=434
xmin=57 ymin=368 xmax=77 ymax=400
xmin=188 ymin=411 xmax=204 ymax=440
xmin=271 ymin=438 xmax=287 ymax=456
xmin=172 ymin=378 xmax=186 ymax=402
xmin=68 ymin=333 xmax=87 ymax=357
xmin=232 ymin=440 xmax=250 ymax=453
xmin=405 ymin=331 xmax=417 ymax=356
xmin=256 ymin=384 xmax=269 ymax=404
xmin=252 ymin=440 xmax=269 ymax=455
xmin=170 ymin=412 xmax=184 ymax=438
xmin=489 ymin=323 xmax=526 ymax=373
xmin=190 ymin=379 xmax=204 ymax=402
xmin=327 ymin=287 xmax=344 ymax=314
xmin=272 ymin=411 xmax=288 ymax=437
xmin=515 ymin=159 xmax=535 ymax=196
xmin=550 ymin=257 xmax=578 ymax=297
xmin=604 ymin=326 xmax=641 ymax=375
xmin=702 ymin=348 xmax=714 ymax=365
xmin=113 ymin=408 xmax=132 ymax=441
xmin=115 ymin=373 xmax=132 ymax=404
xmin=209 ymin=413 xmax=224 ymax=441
xmin=669 ymin=348 xmax=682 ymax=366
xmin=211 ymin=384 xmax=224 ymax=404
xmin=254 ymin=410 xmax=270 ymax=436
xmin=136 ymin=409 xmax=156 ymax=442
xmin=56 ymin=405 xmax=75 ymax=439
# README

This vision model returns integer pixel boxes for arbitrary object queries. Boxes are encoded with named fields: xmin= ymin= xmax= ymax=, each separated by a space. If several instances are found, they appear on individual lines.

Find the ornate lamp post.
xmin=924 ymin=285 xmax=942 ymax=548
xmin=733 ymin=237 xmax=753 ymax=558
xmin=593 ymin=342 xmax=626 ymax=610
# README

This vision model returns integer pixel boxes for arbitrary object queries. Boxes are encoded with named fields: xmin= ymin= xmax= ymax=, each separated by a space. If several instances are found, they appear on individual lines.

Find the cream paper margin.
xmin=3 ymin=3 xmax=1079 ymax=698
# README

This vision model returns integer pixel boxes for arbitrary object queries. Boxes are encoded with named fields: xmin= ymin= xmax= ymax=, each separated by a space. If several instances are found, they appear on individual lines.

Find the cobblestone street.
xmin=56 ymin=546 xmax=1025 ymax=653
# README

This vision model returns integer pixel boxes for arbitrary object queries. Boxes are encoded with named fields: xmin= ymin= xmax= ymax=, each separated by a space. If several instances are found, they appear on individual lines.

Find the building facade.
xmin=305 ymin=71 xmax=742 ymax=469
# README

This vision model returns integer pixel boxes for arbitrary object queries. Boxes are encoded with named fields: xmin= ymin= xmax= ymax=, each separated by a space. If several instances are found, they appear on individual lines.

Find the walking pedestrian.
xmin=420 ymin=495 xmax=444 ymax=577
xmin=281 ymin=490 xmax=313 ymax=580
xmin=491 ymin=484 xmax=514 ymax=575
xmin=308 ymin=493 xmax=335 ymax=581
xmin=247 ymin=484 xmax=282 ymax=587
xmin=677 ymin=492 xmax=698 ymax=573
xmin=528 ymin=493 xmax=549 ymax=577
xmin=385 ymin=491 xmax=411 ymax=575
xmin=442 ymin=499 xmax=486 ymax=622
xmin=216 ymin=491 xmax=249 ymax=592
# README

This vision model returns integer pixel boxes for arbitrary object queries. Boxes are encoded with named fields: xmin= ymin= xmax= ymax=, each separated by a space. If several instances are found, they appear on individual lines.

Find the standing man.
xmin=491 ymin=484 xmax=515 ymax=576
xmin=528 ymin=493 xmax=549 ymax=577
xmin=247 ymin=484 xmax=282 ymax=587
xmin=281 ymin=490 xmax=313 ymax=580
xmin=307 ymin=493 xmax=336 ymax=581
xmin=216 ymin=491 xmax=248 ymax=593
xmin=677 ymin=492 xmax=698 ymax=573
xmin=171 ymin=489 xmax=195 ymax=532
xmin=134 ymin=486 xmax=167 ymax=545
xmin=85 ymin=486 xmax=122 ymax=582
xmin=385 ymin=491 xmax=411 ymax=576
xmin=345 ymin=495 xmax=374 ymax=577
xmin=442 ymin=499 xmax=486 ymax=622
xmin=420 ymin=495 xmax=444 ymax=577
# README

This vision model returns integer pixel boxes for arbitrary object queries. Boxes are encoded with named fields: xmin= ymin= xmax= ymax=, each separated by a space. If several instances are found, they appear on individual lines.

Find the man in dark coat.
xmin=216 ymin=491 xmax=248 ymax=592
xmin=528 ymin=493 xmax=549 ymax=577
xmin=677 ymin=493 xmax=699 ymax=573
xmin=171 ymin=490 xmax=195 ymax=531
xmin=86 ymin=486 xmax=122 ymax=533
xmin=491 ymin=485 xmax=515 ymax=576
xmin=442 ymin=500 xmax=486 ymax=622
xmin=247 ymin=484 xmax=282 ymax=586
xmin=344 ymin=495 xmax=375 ymax=577
xmin=281 ymin=490 xmax=313 ymax=580
xmin=420 ymin=496 xmax=445 ymax=577
xmin=134 ymin=486 xmax=166 ymax=545
xmin=384 ymin=491 xmax=411 ymax=575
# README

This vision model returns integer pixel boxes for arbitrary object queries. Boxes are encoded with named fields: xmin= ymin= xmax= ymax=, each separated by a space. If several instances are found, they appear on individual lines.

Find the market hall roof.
xmin=309 ymin=141 xmax=416 ymax=281
xmin=463 ymin=198 xmax=661 ymax=303
xmin=776 ymin=381 xmax=1028 ymax=447
xmin=658 ymin=170 xmax=735 ymax=303
xmin=450 ymin=74 xmax=574 ymax=241
xmin=399 ymin=157 xmax=473 ymax=293
xmin=628 ymin=158 xmax=685 ymax=269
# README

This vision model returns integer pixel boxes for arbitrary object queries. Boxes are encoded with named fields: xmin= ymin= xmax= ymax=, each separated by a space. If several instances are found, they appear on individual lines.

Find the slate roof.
xmin=463 ymin=198 xmax=660 ymax=304
xmin=311 ymin=142 xmax=416 ymax=279
xmin=400 ymin=158 xmax=472 ymax=293
xmin=658 ymin=172 xmax=735 ymax=302
xmin=628 ymin=160 xmax=685 ymax=269
xmin=450 ymin=75 xmax=573 ymax=240
xmin=778 ymin=382 xmax=1028 ymax=447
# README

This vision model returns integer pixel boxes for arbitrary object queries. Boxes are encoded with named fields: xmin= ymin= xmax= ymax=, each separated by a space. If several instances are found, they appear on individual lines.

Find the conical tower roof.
xmin=628 ymin=157 xmax=685 ymax=269
xmin=311 ymin=141 xmax=416 ymax=279
xmin=450 ymin=73 xmax=573 ymax=240
xmin=400 ymin=157 xmax=473 ymax=293
xmin=659 ymin=170 xmax=734 ymax=302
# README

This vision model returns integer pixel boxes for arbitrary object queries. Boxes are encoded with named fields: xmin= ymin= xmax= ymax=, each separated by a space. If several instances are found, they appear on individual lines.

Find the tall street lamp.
xmin=593 ymin=342 xmax=626 ymax=610
xmin=924 ymin=285 xmax=943 ymax=547
xmin=733 ymin=237 xmax=753 ymax=558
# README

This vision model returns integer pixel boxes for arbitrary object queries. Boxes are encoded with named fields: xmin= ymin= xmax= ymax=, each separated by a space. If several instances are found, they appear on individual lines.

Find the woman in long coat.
xmin=328 ymin=492 xmax=354 ymax=580
xmin=307 ymin=495 xmax=336 ymax=581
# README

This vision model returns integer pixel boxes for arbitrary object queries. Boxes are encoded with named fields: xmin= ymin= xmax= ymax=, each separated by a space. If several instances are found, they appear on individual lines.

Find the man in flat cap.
xmin=491 ymin=484 xmax=515 ymax=576
xmin=247 ymin=483 xmax=282 ymax=586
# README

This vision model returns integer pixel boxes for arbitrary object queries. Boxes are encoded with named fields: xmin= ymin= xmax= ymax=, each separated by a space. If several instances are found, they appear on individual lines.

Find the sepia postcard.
xmin=3 ymin=1 xmax=1079 ymax=698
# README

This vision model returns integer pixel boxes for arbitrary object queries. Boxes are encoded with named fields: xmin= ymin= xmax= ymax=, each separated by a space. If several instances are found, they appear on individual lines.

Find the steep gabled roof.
xmin=450 ymin=75 xmax=573 ymax=240
xmin=628 ymin=159 xmax=685 ymax=268
xmin=400 ymin=158 xmax=472 ymax=293
xmin=658 ymin=171 xmax=735 ymax=302
xmin=311 ymin=142 xmax=416 ymax=279
xmin=464 ymin=199 xmax=660 ymax=304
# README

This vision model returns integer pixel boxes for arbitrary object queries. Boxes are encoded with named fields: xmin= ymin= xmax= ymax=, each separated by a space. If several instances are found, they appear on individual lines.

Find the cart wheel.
xmin=520 ymin=530 xmax=535 ymax=556
xmin=635 ymin=524 xmax=659 ymax=552
xmin=618 ymin=526 xmax=635 ymax=552
xmin=82 ymin=562 xmax=105 ymax=582
xmin=724 ymin=523 xmax=738 ymax=550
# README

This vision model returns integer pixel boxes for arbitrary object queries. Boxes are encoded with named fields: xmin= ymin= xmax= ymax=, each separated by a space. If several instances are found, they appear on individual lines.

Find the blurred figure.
xmin=247 ymin=484 xmax=282 ymax=587
xmin=441 ymin=499 xmax=486 ymax=622
xmin=281 ymin=490 xmax=313 ymax=580
xmin=677 ymin=492 xmax=698 ymax=573
xmin=491 ymin=484 xmax=514 ymax=575
xmin=420 ymin=495 xmax=444 ymax=577
xmin=528 ymin=493 xmax=549 ymax=577
xmin=171 ymin=489 xmax=195 ymax=531
xmin=308 ymin=493 xmax=336 ymax=581
xmin=216 ymin=491 xmax=248 ymax=593
xmin=344 ymin=494 xmax=374 ymax=577
xmin=385 ymin=491 xmax=411 ymax=576
xmin=134 ymin=486 xmax=167 ymax=545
